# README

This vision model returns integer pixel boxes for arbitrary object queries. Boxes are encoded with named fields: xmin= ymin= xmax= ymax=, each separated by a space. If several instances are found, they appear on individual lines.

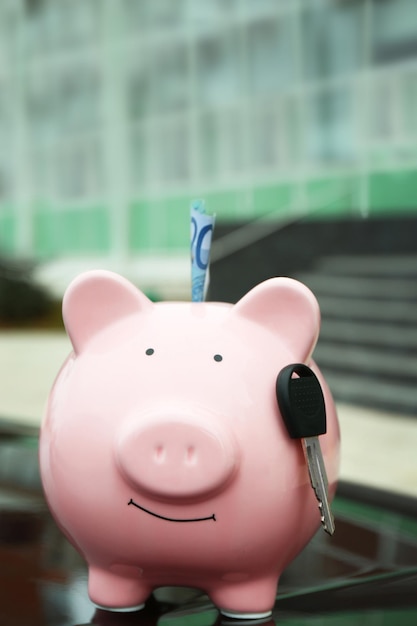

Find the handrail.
xmin=210 ymin=191 xmax=354 ymax=263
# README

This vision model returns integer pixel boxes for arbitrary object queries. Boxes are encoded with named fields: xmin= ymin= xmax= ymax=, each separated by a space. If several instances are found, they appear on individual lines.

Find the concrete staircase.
xmin=296 ymin=254 xmax=417 ymax=417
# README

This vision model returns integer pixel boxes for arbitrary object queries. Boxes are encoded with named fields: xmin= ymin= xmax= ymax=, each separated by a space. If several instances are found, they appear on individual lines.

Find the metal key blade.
xmin=304 ymin=437 xmax=335 ymax=536
xmin=277 ymin=363 xmax=336 ymax=536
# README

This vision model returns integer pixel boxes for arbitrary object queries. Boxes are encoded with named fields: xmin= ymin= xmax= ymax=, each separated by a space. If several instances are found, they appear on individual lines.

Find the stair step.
xmin=315 ymin=343 xmax=417 ymax=379
xmin=297 ymin=273 xmax=417 ymax=300
xmin=0 ymin=443 xmax=41 ymax=491
xmin=317 ymin=295 xmax=415 ymax=324
xmin=320 ymin=319 xmax=417 ymax=350
xmin=296 ymin=253 xmax=417 ymax=416
xmin=317 ymin=254 xmax=417 ymax=277
xmin=323 ymin=372 xmax=417 ymax=415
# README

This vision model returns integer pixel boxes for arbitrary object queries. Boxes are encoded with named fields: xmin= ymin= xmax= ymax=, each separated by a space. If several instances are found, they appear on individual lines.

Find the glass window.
xmin=24 ymin=0 xmax=46 ymax=16
xmin=26 ymin=70 xmax=55 ymax=143
xmin=282 ymin=95 xmax=301 ymax=166
xmin=24 ymin=2 xmax=48 ymax=56
xmin=251 ymin=101 xmax=281 ymax=169
xmin=124 ymin=0 xmax=186 ymax=32
xmin=197 ymin=111 xmax=221 ymax=179
xmin=247 ymin=17 xmax=295 ymax=94
xmin=71 ymin=0 xmax=101 ymax=47
xmin=195 ymin=31 xmax=242 ymax=105
xmin=189 ymin=0 xmax=239 ymax=33
xmin=130 ymin=125 xmax=149 ymax=189
xmin=0 ymin=159 xmax=12 ymax=204
xmin=302 ymin=2 xmax=364 ymax=79
xmin=123 ymin=0 xmax=148 ymax=33
xmin=400 ymin=71 xmax=417 ymax=137
xmin=152 ymin=44 xmax=189 ymax=113
xmin=154 ymin=117 xmax=190 ymax=183
xmin=0 ymin=3 xmax=17 ymax=69
xmin=24 ymin=0 xmax=101 ymax=54
xmin=31 ymin=147 xmax=51 ymax=200
xmin=28 ymin=66 xmax=102 ymax=140
xmin=52 ymin=138 xmax=103 ymax=201
xmin=0 ymin=85 xmax=9 ymax=135
xmin=372 ymin=0 xmax=417 ymax=63
xmin=54 ymin=64 xmax=102 ymax=132
xmin=243 ymin=0 xmax=280 ymax=18
xmin=0 ymin=93 xmax=13 ymax=206
xmin=128 ymin=59 xmax=152 ymax=120
xmin=148 ymin=0 xmax=186 ymax=28
xmin=221 ymin=107 xmax=246 ymax=175
xmin=368 ymin=77 xmax=396 ymax=142
xmin=305 ymin=87 xmax=356 ymax=164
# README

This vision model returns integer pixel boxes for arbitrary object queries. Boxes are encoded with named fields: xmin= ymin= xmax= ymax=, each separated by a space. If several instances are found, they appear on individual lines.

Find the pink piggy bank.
xmin=39 ymin=271 xmax=340 ymax=619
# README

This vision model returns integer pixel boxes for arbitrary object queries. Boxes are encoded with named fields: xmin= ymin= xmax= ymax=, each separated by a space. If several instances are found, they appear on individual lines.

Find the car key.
xmin=276 ymin=363 xmax=335 ymax=536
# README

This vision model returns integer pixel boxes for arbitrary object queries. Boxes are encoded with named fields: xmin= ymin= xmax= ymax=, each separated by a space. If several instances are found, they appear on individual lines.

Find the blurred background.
xmin=1 ymin=2 xmax=417 ymax=623
xmin=0 ymin=0 xmax=417 ymax=494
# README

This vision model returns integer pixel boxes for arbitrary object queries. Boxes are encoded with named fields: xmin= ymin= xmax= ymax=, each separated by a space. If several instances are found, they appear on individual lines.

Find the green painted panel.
xmin=129 ymin=200 xmax=153 ymax=251
xmin=16 ymin=170 xmax=417 ymax=259
xmin=200 ymin=189 xmax=243 ymax=220
xmin=0 ymin=213 xmax=16 ymax=253
xmin=306 ymin=176 xmax=361 ymax=218
xmin=130 ymin=192 xmax=249 ymax=252
xmin=33 ymin=207 xmax=110 ymax=257
xmin=369 ymin=169 xmax=417 ymax=212
xmin=130 ymin=197 xmax=190 ymax=251
xmin=192 ymin=184 xmax=293 ymax=221
xmin=165 ymin=196 xmax=193 ymax=249
xmin=252 ymin=183 xmax=292 ymax=215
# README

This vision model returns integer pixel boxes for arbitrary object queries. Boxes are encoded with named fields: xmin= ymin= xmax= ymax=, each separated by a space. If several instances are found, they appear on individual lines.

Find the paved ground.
xmin=0 ymin=330 xmax=416 ymax=498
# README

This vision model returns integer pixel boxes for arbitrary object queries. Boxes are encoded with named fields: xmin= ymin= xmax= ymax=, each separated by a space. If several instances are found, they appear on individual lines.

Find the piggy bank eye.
xmin=145 ymin=348 xmax=155 ymax=356
xmin=213 ymin=354 xmax=223 ymax=362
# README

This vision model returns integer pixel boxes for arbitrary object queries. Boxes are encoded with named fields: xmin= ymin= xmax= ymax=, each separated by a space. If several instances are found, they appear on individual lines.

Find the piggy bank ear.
xmin=63 ymin=270 xmax=153 ymax=354
xmin=233 ymin=277 xmax=320 ymax=361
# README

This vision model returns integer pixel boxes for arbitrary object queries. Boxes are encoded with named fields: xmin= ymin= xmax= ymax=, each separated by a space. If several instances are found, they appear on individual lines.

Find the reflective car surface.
xmin=0 ymin=428 xmax=416 ymax=626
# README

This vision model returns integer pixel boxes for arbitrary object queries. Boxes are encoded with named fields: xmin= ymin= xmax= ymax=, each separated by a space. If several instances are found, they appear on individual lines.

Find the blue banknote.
xmin=190 ymin=200 xmax=216 ymax=302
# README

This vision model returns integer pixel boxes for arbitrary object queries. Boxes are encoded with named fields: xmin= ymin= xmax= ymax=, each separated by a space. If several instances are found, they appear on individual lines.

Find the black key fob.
xmin=276 ymin=363 xmax=326 ymax=439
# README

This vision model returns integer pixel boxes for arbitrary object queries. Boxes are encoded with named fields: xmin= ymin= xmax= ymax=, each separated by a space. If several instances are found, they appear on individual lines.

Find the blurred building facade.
xmin=0 ymin=0 xmax=417 ymax=261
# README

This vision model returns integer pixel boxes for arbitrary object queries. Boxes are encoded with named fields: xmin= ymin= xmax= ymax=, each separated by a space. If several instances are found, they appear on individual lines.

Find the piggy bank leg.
xmin=88 ymin=565 xmax=151 ymax=611
xmin=210 ymin=575 xmax=279 ymax=619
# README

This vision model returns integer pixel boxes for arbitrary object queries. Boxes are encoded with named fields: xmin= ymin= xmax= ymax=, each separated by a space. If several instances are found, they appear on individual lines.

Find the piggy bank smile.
xmin=127 ymin=498 xmax=216 ymax=523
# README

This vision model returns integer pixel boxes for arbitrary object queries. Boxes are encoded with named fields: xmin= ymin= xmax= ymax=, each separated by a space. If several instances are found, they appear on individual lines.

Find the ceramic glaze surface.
xmin=39 ymin=270 xmax=340 ymax=619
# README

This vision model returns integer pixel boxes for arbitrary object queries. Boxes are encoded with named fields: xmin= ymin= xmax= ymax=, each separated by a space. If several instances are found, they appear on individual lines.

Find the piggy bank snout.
xmin=117 ymin=418 xmax=239 ymax=501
